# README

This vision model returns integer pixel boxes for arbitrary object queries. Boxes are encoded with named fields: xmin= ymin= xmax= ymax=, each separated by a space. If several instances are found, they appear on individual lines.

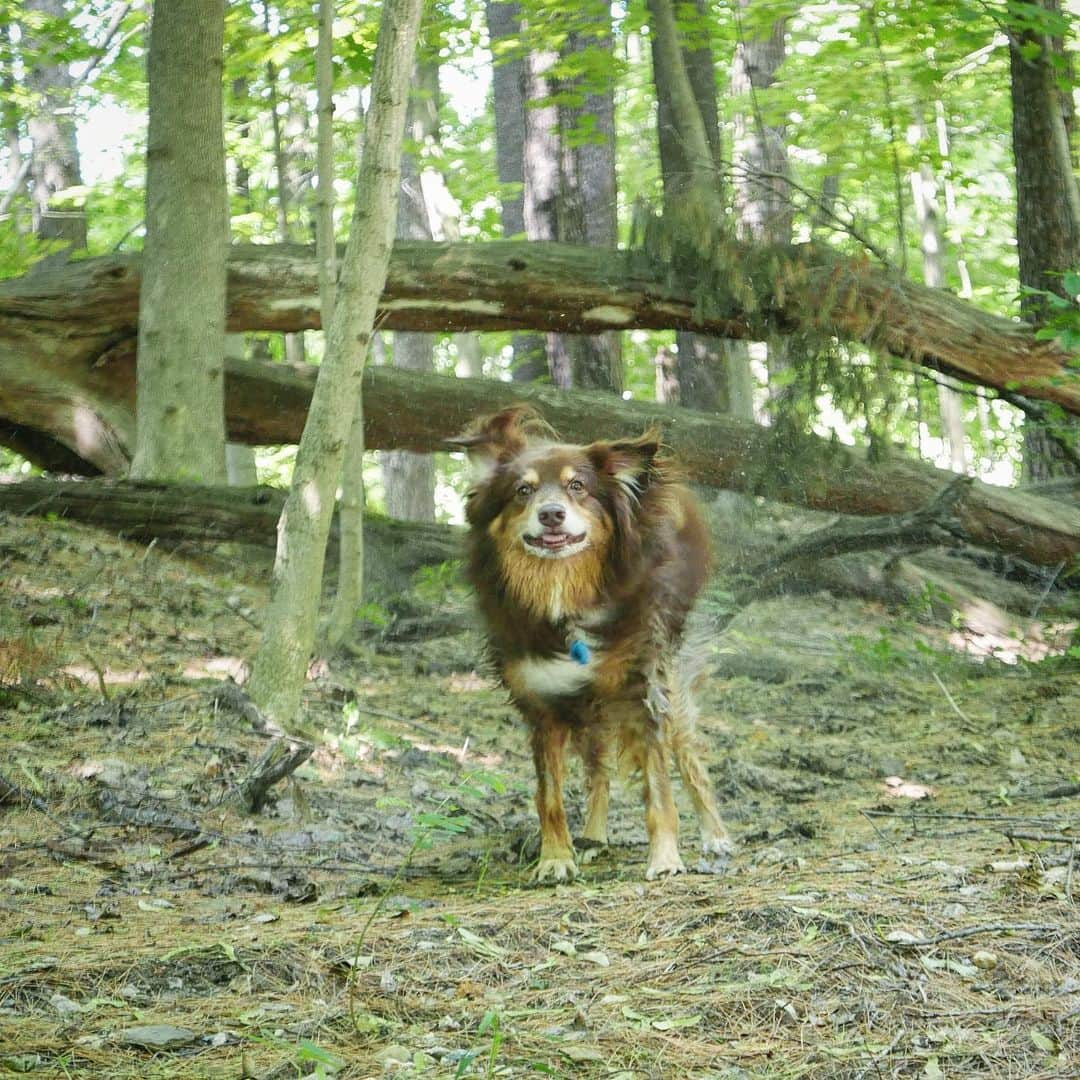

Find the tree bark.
xmin=554 ymin=8 xmax=622 ymax=393
xmin=381 ymin=64 xmax=437 ymax=524
xmin=910 ymin=131 xmax=968 ymax=473
xmin=485 ymin=1 xmax=545 ymax=384
xmin=650 ymin=0 xmax=742 ymax=413
xmin=262 ymin=2 xmax=305 ymax=368
xmin=1008 ymin=0 xmax=1080 ymax=481
xmin=3 ymin=240 xmax=1076 ymax=470
xmin=0 ymin=478 xmax=460 ymax=592
xmin=245 ymin=0 xmax=423 ymax=729
xmin=131 ymin=0 xmax=228 ymax=484
xmin=316 ymin=0 xmax=368 ymax=651
xmin=729 ymin=0 xmax=792 ymax=421
xmin=3 ymin=363 xmax=1077 ymax=569
xmin=23 ymin=0 xmax=87 ymax=255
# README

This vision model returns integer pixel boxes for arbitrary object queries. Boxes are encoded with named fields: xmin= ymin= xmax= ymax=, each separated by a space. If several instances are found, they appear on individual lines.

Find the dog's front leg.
xmin=529 ymin=715 xmax=577 ymax=882
xmin=577 ymin=717 xmax=615 ymax=858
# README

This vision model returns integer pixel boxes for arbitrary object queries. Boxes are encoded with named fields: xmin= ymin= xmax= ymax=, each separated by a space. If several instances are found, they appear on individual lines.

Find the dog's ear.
xmin=446 ymin=405 xmax=555 ymax=469
xmin=588 ymin=428 xmax=662 ymax=501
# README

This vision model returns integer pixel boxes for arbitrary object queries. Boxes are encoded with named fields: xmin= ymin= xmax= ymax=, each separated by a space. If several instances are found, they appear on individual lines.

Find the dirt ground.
xmin=1 ymin=509 xmax=1078 ymax=1079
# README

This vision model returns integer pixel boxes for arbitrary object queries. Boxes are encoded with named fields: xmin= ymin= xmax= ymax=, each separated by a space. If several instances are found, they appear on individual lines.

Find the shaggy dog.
xmin=450 ymin=405 xmax=731 ymax=882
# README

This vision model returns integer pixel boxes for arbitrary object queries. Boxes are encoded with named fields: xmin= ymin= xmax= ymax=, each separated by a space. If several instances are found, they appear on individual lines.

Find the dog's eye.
xmin=567 ymin=478 xmax=585 ymax=494
xmin=516 ymin=482 xmax=534 ymax=498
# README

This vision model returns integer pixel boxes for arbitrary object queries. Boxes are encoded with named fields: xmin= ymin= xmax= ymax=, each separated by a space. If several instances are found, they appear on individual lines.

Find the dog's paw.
xmin=576 ymin=836 xmax=607 ymax=866
xmin=534 ymin=855 xmax=578 ymax=883
xmin=695 ymin=833 xmax=733 ymax=875
xmin=645 ymin=850 xmax=687 ymax=881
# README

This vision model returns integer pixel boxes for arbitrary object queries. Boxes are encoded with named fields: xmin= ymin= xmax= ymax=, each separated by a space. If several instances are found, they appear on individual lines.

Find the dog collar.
xmin=568 ymin=639 xmax=591 ymax=665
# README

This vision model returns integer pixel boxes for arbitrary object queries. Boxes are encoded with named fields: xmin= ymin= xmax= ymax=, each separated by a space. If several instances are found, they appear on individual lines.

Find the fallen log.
xmin=0 ymin=241 xmax=1076 ymax=454
xmin=0 ymin=478 xmax=461 ymax=596
xmin=1 ymin=399 xmax=1078 ymax=578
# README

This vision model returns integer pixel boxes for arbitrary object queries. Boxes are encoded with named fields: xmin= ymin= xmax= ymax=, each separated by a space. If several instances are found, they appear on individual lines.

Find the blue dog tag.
xmin=569 ymin=639 xmax=591 ymax=665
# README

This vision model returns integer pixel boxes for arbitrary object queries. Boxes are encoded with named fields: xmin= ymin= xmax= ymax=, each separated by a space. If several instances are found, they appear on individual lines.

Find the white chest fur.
xmin=516 ymin=655 xmax=596 ymax=697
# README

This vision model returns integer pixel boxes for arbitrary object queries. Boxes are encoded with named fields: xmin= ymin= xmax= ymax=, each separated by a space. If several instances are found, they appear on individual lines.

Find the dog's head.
xmin=448 ymin=406 xmax=662 ymax=565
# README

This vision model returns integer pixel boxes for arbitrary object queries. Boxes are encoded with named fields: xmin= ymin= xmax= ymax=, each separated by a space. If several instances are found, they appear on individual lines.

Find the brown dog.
xmin=450 ymin=406 xmax=731 ymax=881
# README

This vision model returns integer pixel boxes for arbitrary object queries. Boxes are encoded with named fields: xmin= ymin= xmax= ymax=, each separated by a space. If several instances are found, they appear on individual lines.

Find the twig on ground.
xmin=886 ymin=922 xmax=1060 ymax=948
xmin=1037 ymin=781 xmax=1080 ymax=800
xmin=931 ymin=670 xmax=973 ymax=728
xmin=231 ymin=736 xmax=314 ymax=813
xmin=96 ymin=786 xmax=201 ymax=835
xmin=345 ymin=701 xmax=445 ymax=743
xmin=208 ymin=678 xmax=283 ymax=737
xmin=715 ymin=477 xmax=973 ymax=632
xmin=1004 ymin=831 xmax=1079 ymax=844
xmin=0 ymin=771 xmax=49 ymax=814
xmin=206 ymin=679 xmax=315 ymax=811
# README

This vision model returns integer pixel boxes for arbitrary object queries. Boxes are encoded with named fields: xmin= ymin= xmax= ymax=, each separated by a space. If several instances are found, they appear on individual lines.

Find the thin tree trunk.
xmin=650 ymin=0 xmax=730 ymax=411
xmin=1 ymin=24 xmax=27 ymax=228
xmin=246 ymin=0 xmax=423 ymax=728
xmin=23 ymin=0 xmax=87 ymax=255
xmin=555 ymin=11 xmax=622 ymax=392
xmin=381 ymin=61 xmax=437 ymax=524
xmin=262 ymin=2 xmax=306 ymax=367
xmin=224 ymin=335 xmax=258 ymax=484
xmin=317 ymin=0 xmax=367 ymax=651
xmin=523 ymin=39 xmax=567 ymax=385
xmin=130 ymin=0 xmax=228 ymax=484
xmin=910 ymin=125 xmax=967 ymax=473
xmin=729 ymin=0 xmax=792 ymax=422
xmin=486 ymin=1 xmax=546 ymax=383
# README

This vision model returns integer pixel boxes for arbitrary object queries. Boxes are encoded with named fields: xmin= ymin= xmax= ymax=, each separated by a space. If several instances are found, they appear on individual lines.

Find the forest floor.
xmin=0 ymin=507 xmax=1078 ymax=1079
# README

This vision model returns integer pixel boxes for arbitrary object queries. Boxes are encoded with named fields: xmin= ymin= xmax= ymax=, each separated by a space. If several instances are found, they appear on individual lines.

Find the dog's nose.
xmin=538 ymin=504 xmax=566 ymax=528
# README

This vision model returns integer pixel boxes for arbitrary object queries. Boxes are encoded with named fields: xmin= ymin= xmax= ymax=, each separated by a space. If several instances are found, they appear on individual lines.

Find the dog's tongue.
xmin=538 ymin=532 xmax=569 ymax=548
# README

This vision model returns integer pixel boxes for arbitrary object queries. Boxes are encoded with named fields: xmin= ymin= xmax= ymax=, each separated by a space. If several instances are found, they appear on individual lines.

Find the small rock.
xmin=972 ymin=950 xmax=998 ymax=970
xmin=374 ymin=1044 xmax=413 ymax=1067
xmin=116 ymin=1024 xmax=198 ymax=1049
xmin=50 ymin=993 xmax=82 ymax=1016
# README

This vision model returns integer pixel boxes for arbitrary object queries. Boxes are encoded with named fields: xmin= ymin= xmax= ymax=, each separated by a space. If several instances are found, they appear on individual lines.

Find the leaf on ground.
xmin=651 ymin=1014 xmax=702 ymax=1031
xmin=457 ymin=926 xmax=507 ymax=958
xmin=882 ymin=776 xmax=935 ymax=799
xmin=561 ymin=1045 xmax=605 ymax=1062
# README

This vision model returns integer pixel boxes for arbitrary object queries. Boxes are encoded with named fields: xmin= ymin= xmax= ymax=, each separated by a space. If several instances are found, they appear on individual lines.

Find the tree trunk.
xmin=130 ymin=0 xmax=228 ymax=484
xmin=554 ymin=10 xmax=622 ymax=393
xmin=316 ymin=0 xmax=368 ymax=652
xmin=380 ymin=61 xmax=437 ymax=524
xmin=262 ymin=2 xmax=306 ymax=367
xmin=910 ymin=133 xmax=967 ymax=473
xmin=224 ymin=334 xmax=258 ymax=484
xmin=730 ymin=0 xmax=791 ymax=421
xmin=485 ymin=1 xmax=545 ymax=383
xmin=649 ymin=0 xmax=733 ymax=412
xmin=23 ymin=0 xmax=87 ymax=255
xmin=2 ymin=24 xmax=29 ymax=230
xmin=246 ymin=0 xmax=423 ymax=729
xmin=1009 ymin=0 xmax=1080 ymax=480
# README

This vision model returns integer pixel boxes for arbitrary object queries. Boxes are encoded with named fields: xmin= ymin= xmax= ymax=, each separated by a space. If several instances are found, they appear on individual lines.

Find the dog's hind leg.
xmin=615 ymin=698 xmax=685 ymax=880
xmin=529 ymin=714 xmax=577 ymax=882
xmin=666 ymin=671 xmax=733 ymax=870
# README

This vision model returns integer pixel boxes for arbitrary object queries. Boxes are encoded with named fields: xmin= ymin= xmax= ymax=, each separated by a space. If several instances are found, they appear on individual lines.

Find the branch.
xmin=714 ymin=478 xmax=974 ymax=632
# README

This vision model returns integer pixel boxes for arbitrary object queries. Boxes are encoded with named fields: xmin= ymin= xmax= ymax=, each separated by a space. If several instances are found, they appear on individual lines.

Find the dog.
xmin=449 ymin=405 xmax=731 ymax=882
